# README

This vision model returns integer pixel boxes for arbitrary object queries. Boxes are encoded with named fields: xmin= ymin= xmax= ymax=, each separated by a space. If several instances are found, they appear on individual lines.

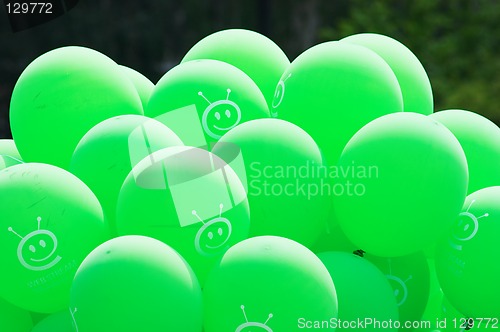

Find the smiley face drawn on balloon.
xmin=449 ymin=199 xmax=489 ymax=251
xmin=192 ymin=204 xmax=232 ymax=256
xmin=386 ymin=274 xmax=412 ymax=307
xmin=7 ymin=216 xmax=62 ymax=271
xmin=198 ymin=89 xmax=242 ymax=139
xmin=271 ymin=73 xmax=292 ymax=116
xmin=235 ymin=305 xmax=274 ymax=332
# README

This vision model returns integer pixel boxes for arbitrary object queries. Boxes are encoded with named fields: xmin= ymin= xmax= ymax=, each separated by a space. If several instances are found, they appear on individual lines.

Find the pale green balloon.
xmin=0 ymin=139 xmax=22 ymax=159
xmin=333 ymin=112 xmax=468 ymax=257
xmin=430 ymin=109 xmax=500 ymax=194
xmin=364 ymin=252 xmax=430 ymax=325
xmin=0 ymin=163 xmax=109 ymax=313
xmin=30 ymin=310 xmax=73 ymax=332
xmin=0 ymin=297 xmax=33 ymax=332
xmin=145 ymin=59 xmax=269 ymax=147
xmin=70 ymin=235 xmax=203 ymax=332
xmin=116 ymin=146 xmax=249 ymax=283
xmin=182 ymin=29 xmax=290 ymax=110
xmin=435 ymin=186 xmax=500 ymax=318
xmin=70 ymin=115 xmax=183 ymax=234
xmin=274 ymin=41 xmax=403 ymax=165
xmin=342 ymin=33 xmax=433 ymax=115
xmin=10 ymin=46 xmax=143 ymax=169
xmin=119 ymin=65 xmax=155 ymax=110
xmin=212 ymin=118 xmax=329 ymax=248
xmin=317 ymin=251 xmax=398 ymax=331
xmin=203 ymin=236 xmax=338 ymax=332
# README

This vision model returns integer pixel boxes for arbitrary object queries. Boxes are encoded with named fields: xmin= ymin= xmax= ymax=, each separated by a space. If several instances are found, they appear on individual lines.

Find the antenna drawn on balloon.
xmin=386 ymin=259 xmax=412 ymax=306
xmin=271 ymin=73 xmax=292 ymax=114
xmin=450 ymin=199 xmax=488 ymax=251
xmin=70 ymin=307 xmax=79 ymax=332
xmin=235 ymin=305 xmax=273 ymax=332
xmin=199 ymin=88 xmax=242 ymax=139
xmin=192 ymin=203 xmax=232 ymax=256
xmin=7 ymin=216 xmax=62 ymax=271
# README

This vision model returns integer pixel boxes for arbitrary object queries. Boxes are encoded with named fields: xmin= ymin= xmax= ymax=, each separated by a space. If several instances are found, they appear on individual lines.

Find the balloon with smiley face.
xmin=145 ymin=59 xmax=269 ymax=147
xmin=116 ymin=146 xmax=249 ymax=283
xmin=203 ymin=236 xmax=338 ymax=332
xmin=435 ymin=186 xmax=500 ymax=318
xmin=0 ymin=163 xmax=109 ymax=313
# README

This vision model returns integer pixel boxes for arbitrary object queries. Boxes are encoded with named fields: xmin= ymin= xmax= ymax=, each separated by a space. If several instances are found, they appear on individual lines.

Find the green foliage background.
xmin=1 ymin=0 xmax=499 ymax=138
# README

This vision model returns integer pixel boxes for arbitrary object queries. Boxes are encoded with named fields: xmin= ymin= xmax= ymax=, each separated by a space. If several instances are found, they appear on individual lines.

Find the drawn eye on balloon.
xmin=192 ymin=203 xmax=232 ymax=256
xmin=7 ymin=216 xmax=62 ymax=271
xmin=235 ymin=305 xmax=274 ymax=332
xmin=450 ymin=199 xmax=488 ymax=251
xmin=271 ymin=73 xmax=292 ymax=116
xmin=198 ymin=88 xmax=242 ymax=139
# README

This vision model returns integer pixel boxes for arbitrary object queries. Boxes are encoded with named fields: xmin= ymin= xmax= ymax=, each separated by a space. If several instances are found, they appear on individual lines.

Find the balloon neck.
xmin=353 ymin=249 xmax=365 ymax=257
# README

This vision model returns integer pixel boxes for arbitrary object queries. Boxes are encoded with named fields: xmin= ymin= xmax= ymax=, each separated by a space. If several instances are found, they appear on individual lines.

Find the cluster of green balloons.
xmin=1 ymin=28 xmax=499 ymax=331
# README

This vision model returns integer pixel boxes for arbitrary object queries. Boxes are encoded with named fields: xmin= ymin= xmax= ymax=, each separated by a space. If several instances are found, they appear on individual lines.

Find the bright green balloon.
xmin=203 ymin=236 xmax=338 ymax=331
xmin=435 ymin=186 xmax=500 ymax=318
xmin=0 ymin=297 xmax=33 ymax=332
xmin=10 ymin=46 xmax=143 ymax=169
xmin=317 ymin=251 xmax=398 ymax=331
xmin=0 ymin=163 xmax=109 ymax=313
xmin=274 ymin=41 xmax=403 ymax=165
xmin=333 ymin=112 xmax=468 ymax=257
xmin=182 ymin=29 xmax=290 ymax=111
xmin=116 ymin=146 xmax=249 ymax=283
xmin=0 ymin=139 xmax=22 ymax=159
xmin=365 ymin=252 xmax=430 ymax=325
xmin=342 ymin=33 xmax=433 ymax=115
xmin=31 ymin=310 xmax=73 ymax=332
xmin=70 ymin=115 xmax=183 ymax=233
xmin=145 ymin=59 xmax=269 ymax=146
xmin=212 ymin=118 xmax=329 ymax=248
xmin=430 ymin=109 xmax=500 ymax=194
xmin=119 ymin=65 xmax=155 ymax=110
xmin=69 ymin=235 xmax=203 ymax=332
xmin=418 ymin=259 xmax=444 ymax=330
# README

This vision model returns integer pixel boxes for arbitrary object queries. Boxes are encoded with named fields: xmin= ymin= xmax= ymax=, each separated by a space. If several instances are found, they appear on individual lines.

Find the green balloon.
xmin=145 ymin=59 xmax=269 ymax=146
xmin=317 ymin=251 xmax=398 ymax=331
xmin=70 ymin=115 xmax=183 ymax=233
xmin=182 ymin=29 xmax=290 ymax=111
xmin=342 ymin=33 xmax=433 ymax=115
xmin=0 ymin=297 xmax=33 ymax=332
xmin=10 ymin=46 xmax=143 ymax=169
xmin=0 ymin=139 xmax=22 ymax=159
xmin=430 ymin=109 xmax=500 ymax=194
xmin=0 ymin=163 xmax=109 ymax=313
xmin=364 ymin=252 xmax=430 ymax=325
xmin=31 ymin=310 xmax=73 ymax=332
xmin=419 ymin=259 xmax=444 ymax=329
xmin=333 ymin=112 xmax=468 ymax=257
xmin=274 ymin=41 xmax=403 ymax=165
xmin=69 ymin=235 xmax=203 ymax=332
xmin=116 ymin=146 xmax=249 ymax=283
xmin=435 ymin=186 xmax=500 ymax=318
xmin=212 ymin=118 xmax=329 ymax=248
xmin=203 ymin=236 xmax=338 ymax=331
xmin=119 ymin=65 xmax=155 ymax=110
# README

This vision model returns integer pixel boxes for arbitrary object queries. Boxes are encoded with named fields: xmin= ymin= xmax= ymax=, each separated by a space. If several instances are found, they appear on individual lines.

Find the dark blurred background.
xmin=1 ymin=0 xmax=499 ymax=139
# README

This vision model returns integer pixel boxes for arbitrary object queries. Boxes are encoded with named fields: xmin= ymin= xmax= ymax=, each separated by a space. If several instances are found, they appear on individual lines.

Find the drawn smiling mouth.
xmin=213 ymin=123 xmax=238 ymax=131
xmin=30 ymin=254 xmax=61 ymax=264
